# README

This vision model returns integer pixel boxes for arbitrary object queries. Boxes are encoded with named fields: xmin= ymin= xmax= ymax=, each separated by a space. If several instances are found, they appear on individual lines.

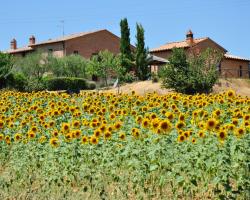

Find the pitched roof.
xmin=148 ymin=54 xmax=169 ymax=63
xmin=150 ymin=37 xmax=208 ymax=52
xmin=224 ymin=53 xmax=250 ymax=61
xmin=4 ymin=46 xmax=34 ymax=54
xmin=3 ymin=29 xmax=110 ymax=54
xmin=30 ymin=29 xmax=106 ymax=47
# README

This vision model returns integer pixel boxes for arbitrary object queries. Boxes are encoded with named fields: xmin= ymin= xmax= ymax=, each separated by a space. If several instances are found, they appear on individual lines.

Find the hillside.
xmin=103 ymin=79 xmax=250 ymax=96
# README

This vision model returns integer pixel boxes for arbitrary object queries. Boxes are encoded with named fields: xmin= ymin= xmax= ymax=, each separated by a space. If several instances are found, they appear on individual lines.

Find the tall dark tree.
xmin=135 ymin=23 xmax=149 ymax=80
xmin=120 ymin=18 xmax=133 ymax=72
xmin=0 ymin=52 xmax=14 ymax=88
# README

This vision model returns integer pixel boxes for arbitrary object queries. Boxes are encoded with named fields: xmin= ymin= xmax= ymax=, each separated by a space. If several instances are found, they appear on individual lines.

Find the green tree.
xmin=161 ymin=48 xmax=222 ymax=94
xmin=0 ymin=52 xmax=14 ymax=88
xmin=62 ymin=55 xmax=88 ymax=78
xmin=88 ymin=50 xmax=121 ymax=87
xmin=47 ymin=54 xmax=88 ymax=78
xmin=135 ymin=23 xmax=149 ymax=80
xmin=120 ymin=18 xmax=133 ymax=72
xmin=14 ymin=51 xmax=48 ymax=91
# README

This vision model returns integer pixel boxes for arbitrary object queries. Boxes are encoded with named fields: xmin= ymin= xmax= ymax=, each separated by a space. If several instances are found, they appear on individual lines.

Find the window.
xmin=217 ymin=62 xmax=221 ymax=74
xmin=239 ymin=66 xmax=242 ymax=77
xmin=73 ymin=50 xmax=79 ymax=55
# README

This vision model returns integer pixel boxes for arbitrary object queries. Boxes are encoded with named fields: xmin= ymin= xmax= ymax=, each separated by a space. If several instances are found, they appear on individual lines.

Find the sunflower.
xmin=94 ymin=129 xmax=102 ymax=138
xmin=175 ymin=121 xmax=186 ymax=130
xmin=28 ymin=131 xmax=36 ymax=139
xmin=213 ymin=109 xmax=221 ymax=118
xmin=159 ymin=120 xmax=172 ymax=132
xmin=232 ymin=118 xmax=239 ymax=126
xmin=52 ymin=130 xmax=59 ymax=137
xmin=136 ymin=116 xmax=143 ymax=124
xmin=132 ymin=130 xmax=140 ymax=138
xmin=178 ymin=113 xmax=185 ymax=121
xmin=99 ymin=124 xmax=106 ymax=133
xmin=0 ymin=120 xmax=4 ymax=129
xmin=81 ymin=136 xmax=88 ymax=144
xmin=65 ymin=132 xmax=72 ymax=140
xmin=14 ymin=133 xmax=22 ymax=142
xmin=61 ymin=123 xmax=70 ymax=133
xmin=227 ymin=124 xmax=235 ymax=131
xmin=114 ymin=121 xmax=122 ymax=130
xmin=234 ymin=127 xmax=245 ymax=138
xmin=50 ymin=137 xmax=59 ymax=147
xmin=119 ymin=132 xmax=126 ymax=140
xmin=90 ymin=135 xmax=99 ymax=145
xmin=198 ymin=131 xmax=205 ymax=138
xmin=165 ymin=112 xmax=174 ymax=121
xmin=243 ymin=114 xmax=250 ymax=121
xmin=191 ymin=138 xmax=196 ymax=144
xmin=150 ymin=113 xmax=157 ymax=120
xmin=206 ymin=118 xmax=218 ymax=130
xmin=72 ymin=120 xmax=81 ymax=128
xmin=109 ymin=113 xmax=116 ymax=120
xmin=151 ymin=118 xmax=160 ymax=130
xmin=217 ymin=130 xmax=227 ymax=141
xmin=142 ymin=118 xmax=150 ymax=129
xmin=49 ymin=120 xmax=55 ymax=128
xmin=104 ymin=131 xmax=112 ymax=140
xmin=0 ymin=133 xmax=4 ymax=141
xmin=226 ymin=89 xmax=235 ymax=98
xmin=177 ymin=134 xmax=186 ymax=142
xmin=74 ymin=130 xmax=81 ymax=138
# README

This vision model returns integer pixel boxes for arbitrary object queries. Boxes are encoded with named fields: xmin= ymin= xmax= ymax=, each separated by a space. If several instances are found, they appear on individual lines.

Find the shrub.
xmin=0 ymin=52 xmax=14 ymax=89
xmin=45 ymin=77 xmax=88 ymax=92
xmin=86 ymin=81 xmax=96 ymax=90
xmin=120 ymin=71 xmax=137 ymax=83
xmin=6 ymin=73 xmax=27 ymax=91
xmin=161 ymin=48 xmax=222 ymax=94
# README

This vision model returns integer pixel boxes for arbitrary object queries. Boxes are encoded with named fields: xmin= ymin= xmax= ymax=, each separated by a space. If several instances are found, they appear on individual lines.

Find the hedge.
xmin=45 ymin=77 xmax=95 ymax=92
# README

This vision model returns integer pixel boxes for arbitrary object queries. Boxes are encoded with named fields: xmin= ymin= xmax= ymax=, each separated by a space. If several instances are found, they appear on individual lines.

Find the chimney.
xmin=10 ymin=38 xmax=17 ymax=50
xmin=186 ymin=29 xmax=194 ymax=45
xmin=29 ymin=35 xmax=36 ymax=45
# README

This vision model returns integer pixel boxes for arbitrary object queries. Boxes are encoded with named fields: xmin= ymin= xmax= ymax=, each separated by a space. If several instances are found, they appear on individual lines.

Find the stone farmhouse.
xmin=150 ymin=30 xmax=250 ymax=78
xmin=4 ymin=29 xmax=127 ymax=59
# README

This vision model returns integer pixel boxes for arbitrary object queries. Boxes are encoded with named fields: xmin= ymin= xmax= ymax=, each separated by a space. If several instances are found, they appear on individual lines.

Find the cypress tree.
xmin=135 ymin=23 xmax=149 ymax=80
xmin=120 ymin=18 xmax=132 ymax=72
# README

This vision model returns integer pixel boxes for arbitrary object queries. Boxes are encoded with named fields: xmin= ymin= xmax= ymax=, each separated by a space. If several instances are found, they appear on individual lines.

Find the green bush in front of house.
xmin=45 ymin=77 xmax=93 ymax=92
xmin=161 ymin=48 xmax=223 ymax=94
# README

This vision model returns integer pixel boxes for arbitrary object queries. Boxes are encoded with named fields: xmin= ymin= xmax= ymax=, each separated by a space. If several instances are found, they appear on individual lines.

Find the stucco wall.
xmin=221 ymin=58 xmax=249 ymax=78
xmin=65 ymin=30 xmax=121 ymax=59
xmin=36 ymin=42 xmax=64 ymax=58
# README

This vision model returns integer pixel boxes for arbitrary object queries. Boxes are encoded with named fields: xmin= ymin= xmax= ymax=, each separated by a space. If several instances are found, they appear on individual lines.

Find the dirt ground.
xmin=101 ymin=79 xmax=250 ymax=97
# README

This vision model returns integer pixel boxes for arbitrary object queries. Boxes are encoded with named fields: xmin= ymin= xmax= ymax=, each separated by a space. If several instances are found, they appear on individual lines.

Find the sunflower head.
xmin=206 ymin=118 xmax=218 ymax=130
xmin=90 ymin=135 xmax=98 ymax=145
xmin=159 ymin=120 xmax=172 ymax=132
xmin=177 ymin=134 xmax=186 ymax=142
xmin=217 ymin=130 xmax=227 ymax=141
xmin=119 ymin=132 xmax=126 ymax=140
xmin=81 ymin=136 xmax=88 ymax=144
xmin=50 ymin=137 xmax=59 ymax=147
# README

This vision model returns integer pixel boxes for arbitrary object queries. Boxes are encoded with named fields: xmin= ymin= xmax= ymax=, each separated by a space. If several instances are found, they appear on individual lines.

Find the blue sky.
xmin=1 ymin=0 xmax=249 ymax=58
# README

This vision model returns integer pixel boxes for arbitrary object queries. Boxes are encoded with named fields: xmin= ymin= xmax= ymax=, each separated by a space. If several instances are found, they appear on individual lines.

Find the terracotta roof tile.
xmin=150 ymin=37 xmax=208 ymax=52
xmin=224 ymin=54 xmax=250 ymax=61
xmin=30 ymin=29 xmax=106 ymax=46
xmin=4 ymin=46 xmax=34 ymax=54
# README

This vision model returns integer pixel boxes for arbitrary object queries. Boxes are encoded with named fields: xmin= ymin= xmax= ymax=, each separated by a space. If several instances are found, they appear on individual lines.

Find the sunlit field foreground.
xmin=0 ymin=90 xmax=249 ymax=199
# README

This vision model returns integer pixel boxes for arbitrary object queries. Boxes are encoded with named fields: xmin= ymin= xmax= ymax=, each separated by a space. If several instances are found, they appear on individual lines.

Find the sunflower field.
xmin=0 ymin=90 xmax=249 ymax=199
